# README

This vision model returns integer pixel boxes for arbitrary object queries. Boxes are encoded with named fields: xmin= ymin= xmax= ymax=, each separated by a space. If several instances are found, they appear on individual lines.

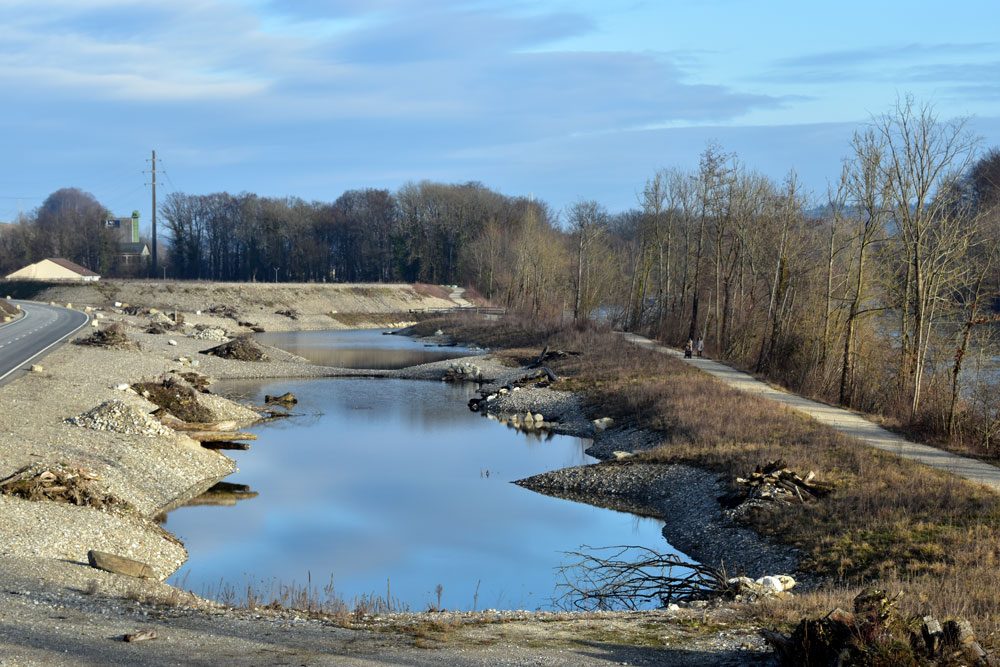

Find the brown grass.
xmin=412 ymin=282 xmax=451 ymax=300
xmin=447 ymin=317 xmax=1000 ymax=648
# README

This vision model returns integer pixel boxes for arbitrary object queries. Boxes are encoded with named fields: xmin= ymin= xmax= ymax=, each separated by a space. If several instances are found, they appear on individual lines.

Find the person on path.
xmin=696 ymin=337 xmax=704 ymax=357
xmin=684 ymin=338 xmax=693 ymax=358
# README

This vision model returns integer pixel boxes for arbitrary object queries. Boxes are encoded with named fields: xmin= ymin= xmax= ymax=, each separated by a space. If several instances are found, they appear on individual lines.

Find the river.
xmin=164 ymin=330 xmax=679 ymax=611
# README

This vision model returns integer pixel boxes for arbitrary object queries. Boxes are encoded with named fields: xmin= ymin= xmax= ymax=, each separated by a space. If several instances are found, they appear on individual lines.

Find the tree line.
xmin=2 ymin=97 xmax=1000 ymax=448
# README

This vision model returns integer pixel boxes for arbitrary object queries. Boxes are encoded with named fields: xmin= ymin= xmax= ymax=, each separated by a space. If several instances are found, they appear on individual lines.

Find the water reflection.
xmin=254 ymin=329 xmax=480 ymax=369
xmin=166 ymin=377 xmax=673 ymax=611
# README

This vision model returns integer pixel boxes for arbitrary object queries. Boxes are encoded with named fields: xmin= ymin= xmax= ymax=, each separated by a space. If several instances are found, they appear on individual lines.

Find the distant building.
xmin=106 ymin=210 xmax=149 ymax=265
xmin=5 ymin=258 xmax=101 ymax=282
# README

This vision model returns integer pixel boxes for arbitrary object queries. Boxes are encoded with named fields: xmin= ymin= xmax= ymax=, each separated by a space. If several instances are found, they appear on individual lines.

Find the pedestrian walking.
xmin=684 ymin=338 xmax=693 ymax=358
xmin=696 ymin=337 xmax=704 ymax=357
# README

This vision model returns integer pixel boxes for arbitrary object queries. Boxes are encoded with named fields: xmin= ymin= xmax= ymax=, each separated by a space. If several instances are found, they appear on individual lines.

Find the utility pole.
xmin=145 ymin=150 xmax=159 ymax=278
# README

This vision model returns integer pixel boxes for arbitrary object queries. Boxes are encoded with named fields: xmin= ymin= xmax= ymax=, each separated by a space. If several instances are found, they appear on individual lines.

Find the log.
xmin=185 ymin=430 xmax=257 ymax=442
xmin=158 ymin=415 xmax=239 ymax=432
xmin=528 ymin=346 xmax=548 ymax=369
xmin=88 ymin=550 xmax=155 ymax=579
xmin=200 ymin=441 xmax=251 ymax=450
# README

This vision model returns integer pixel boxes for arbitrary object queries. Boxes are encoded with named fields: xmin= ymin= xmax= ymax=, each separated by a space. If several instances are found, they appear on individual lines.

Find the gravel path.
xmin=622 ymin=332 xmax=1000 ymax=494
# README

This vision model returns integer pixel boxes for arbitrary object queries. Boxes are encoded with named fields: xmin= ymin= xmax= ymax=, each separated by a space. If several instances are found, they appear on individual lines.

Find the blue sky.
xmin=1 ymin=0 xmax=998 ymax=229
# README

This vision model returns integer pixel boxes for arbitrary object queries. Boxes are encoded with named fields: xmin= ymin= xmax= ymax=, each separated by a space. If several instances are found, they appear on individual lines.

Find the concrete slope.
xmin=622 ymin=333 xmax=1000 ymax=493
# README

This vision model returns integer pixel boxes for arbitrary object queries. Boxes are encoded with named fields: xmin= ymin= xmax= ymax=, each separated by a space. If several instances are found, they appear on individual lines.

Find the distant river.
xmin=165 ymin=330 xmax=678 ymax=611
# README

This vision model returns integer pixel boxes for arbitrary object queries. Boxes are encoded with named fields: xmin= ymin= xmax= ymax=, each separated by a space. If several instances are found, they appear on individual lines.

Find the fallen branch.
xmin=554 ymin=545 xmax=727 ymax=610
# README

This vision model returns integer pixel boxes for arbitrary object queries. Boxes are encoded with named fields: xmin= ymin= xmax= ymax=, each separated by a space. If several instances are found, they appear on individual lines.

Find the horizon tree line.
xmin=2 ymin=97 xmax=1000 ymax=448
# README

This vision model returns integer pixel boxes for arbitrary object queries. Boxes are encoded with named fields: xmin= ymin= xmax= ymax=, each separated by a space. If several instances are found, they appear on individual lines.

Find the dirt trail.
xmin=623 ymin=332 xmax=1000 ymax=494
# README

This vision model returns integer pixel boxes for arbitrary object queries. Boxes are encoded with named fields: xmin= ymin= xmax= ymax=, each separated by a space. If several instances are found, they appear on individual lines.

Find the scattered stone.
xmin=123 ymin=630 xmax=158 ymax=643
xmin=442 ymin=362 xmax=484 ymax=382
xmin=725 ymin=574 xmax=795 ymax=601
xmin=87 ymin=550 xmax=155 ymax=579
xmin=30 ymin=364 xmax=43 ymax=373
xmin=612 ymin=451 xmax=632 ymax=460
xmin=190 ymin=327 xmax=230 ymax=342
xmin=167 ymin=339 xmax=177 ymax=346
xmin=67 ymin=399 xmax=174 ymax=437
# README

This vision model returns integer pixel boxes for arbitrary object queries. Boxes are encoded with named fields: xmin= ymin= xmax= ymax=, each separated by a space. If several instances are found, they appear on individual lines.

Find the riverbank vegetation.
xmin=3 ymin=97 xmax=999 ymax=455
xmin=415 ymin=313 xmax=1000 ymax=648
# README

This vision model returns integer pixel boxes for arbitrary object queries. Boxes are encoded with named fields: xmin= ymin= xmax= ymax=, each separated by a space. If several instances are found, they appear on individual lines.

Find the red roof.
xmin=46 ymin=258 xmax=100 ymax=277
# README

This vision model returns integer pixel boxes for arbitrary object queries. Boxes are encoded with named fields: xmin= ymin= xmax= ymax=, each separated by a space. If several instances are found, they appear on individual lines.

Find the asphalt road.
xmin=0 ymin=301 xmax=90 ymax=387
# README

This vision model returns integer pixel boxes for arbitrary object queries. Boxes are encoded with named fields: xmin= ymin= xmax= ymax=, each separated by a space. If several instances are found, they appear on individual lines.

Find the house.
xmin=5 ymin=258 xmax=101 ymax=282
xmin=106 ymin=211 xmax=149 ymax=265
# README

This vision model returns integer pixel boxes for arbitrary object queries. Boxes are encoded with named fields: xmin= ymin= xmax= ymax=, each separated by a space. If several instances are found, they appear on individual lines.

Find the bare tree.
xmin=568 ymin=200 xmax=609 ymax=321
xmin=876 ymin=96 xmax=979 ymax=418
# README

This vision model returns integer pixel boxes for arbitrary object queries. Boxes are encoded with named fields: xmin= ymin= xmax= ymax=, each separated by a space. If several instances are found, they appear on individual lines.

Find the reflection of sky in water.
xmin=166 ymin=338 xmax=675 ymax=611
xmin=254 ymin=329 xmax=482 ymax=369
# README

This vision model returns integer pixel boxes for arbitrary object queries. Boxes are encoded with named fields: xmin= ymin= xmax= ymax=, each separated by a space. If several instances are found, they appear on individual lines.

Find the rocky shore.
xmin=0 ymin=288 xmax=783 ymax=665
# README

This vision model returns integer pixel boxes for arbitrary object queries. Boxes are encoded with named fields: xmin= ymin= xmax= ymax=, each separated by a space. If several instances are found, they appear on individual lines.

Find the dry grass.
xmin=448 ymin=317 xmax=1000 ymax=648
xmin=411 ymin=282 xmax=451 ymax=300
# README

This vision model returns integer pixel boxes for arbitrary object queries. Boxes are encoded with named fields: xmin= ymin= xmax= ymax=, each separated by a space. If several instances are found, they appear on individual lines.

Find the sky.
xmin=1 ymin=0 xmax=999 ymax=231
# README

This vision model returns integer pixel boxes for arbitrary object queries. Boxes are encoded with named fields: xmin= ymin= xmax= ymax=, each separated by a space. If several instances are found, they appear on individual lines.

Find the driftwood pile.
xmin=763 ymin=588 xmax=998 ymax=666
xmin=199 ymin=336 xmax=268 ymax=362
xmin=723 ymin=460 xmax=834 ymax=508
xmin=527 ymin=345 xmax=579 ymax=369
xmin=156 ymin=413 xmax=257 ymax=450
xmin=206 ymin=304 xmax=239 ymax=320
xmin=75 ymin=324 xmax=138 ymax=350
xmin=0 ymin=463 xmax=125 ymax=510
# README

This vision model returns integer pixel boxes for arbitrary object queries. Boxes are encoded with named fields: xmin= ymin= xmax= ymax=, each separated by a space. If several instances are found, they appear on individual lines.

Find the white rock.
xmin=114 ymin=302 xmax=122 ymax=308
xmin=592 ymin=417 xmax=614 ymax=432
xmin=90 ymin=320 xmax=99 ymax=327
xmin=756 ymin=576 xmax=784 ymax=593
xmin=612 ymin=451 xmax=632 ymax=459
xmin=114 ymin=384 xmax=130 ymax=391
xmin=727 ymin=576 xmax=755 ymax=587
xmin=195 ymin=310 xmax=201 ymax=315
xmin=168 ymin=339 xmax=177 ymax=346
xmin=434 ymin=329 xmax=443 ymax=336
xmin=30 ymin=365 xmax=43 ymax=373
xmin=667 ymin=603 xmax=680 ymax=612
xmin=533 ymin=413 xmax=544 ymax=422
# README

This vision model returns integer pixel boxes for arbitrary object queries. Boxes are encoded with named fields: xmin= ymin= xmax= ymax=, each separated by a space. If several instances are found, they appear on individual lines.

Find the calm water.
xmin=165 ymin=332 xmax=674 ymax=611
xmin=254 ymin=329 xmax=482 ymax=369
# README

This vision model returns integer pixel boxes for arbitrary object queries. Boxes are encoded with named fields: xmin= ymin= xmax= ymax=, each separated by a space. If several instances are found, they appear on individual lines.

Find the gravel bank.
xmin=0 ymin=299 xmax=784 ymax=665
